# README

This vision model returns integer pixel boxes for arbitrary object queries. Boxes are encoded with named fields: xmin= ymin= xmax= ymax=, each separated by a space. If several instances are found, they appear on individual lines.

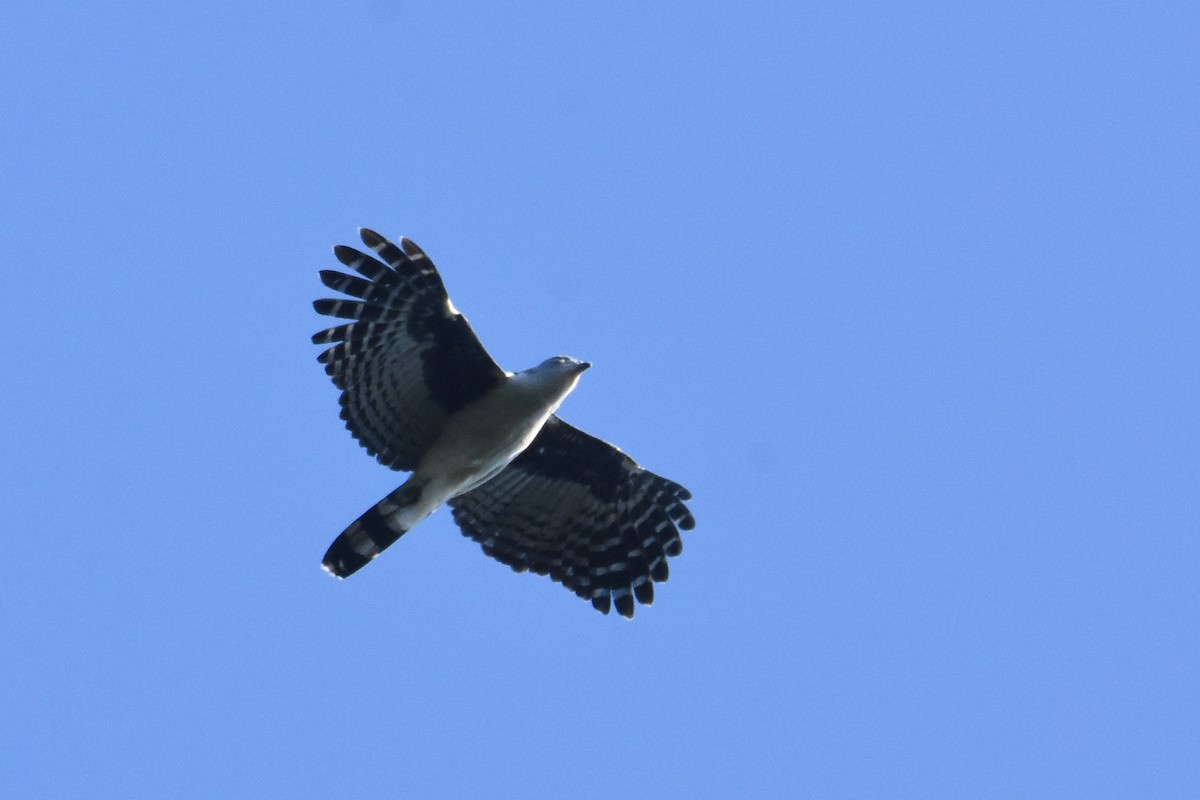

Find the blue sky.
xmin=2 ymin=1 xmax=1197 ymax=797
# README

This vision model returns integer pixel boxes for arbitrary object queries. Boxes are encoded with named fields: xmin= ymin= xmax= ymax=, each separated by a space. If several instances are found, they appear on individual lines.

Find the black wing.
xmin=448 ymin=416 xmax=695 ymax=618
xmin=313 ymin=228 xmax=506 ymax=471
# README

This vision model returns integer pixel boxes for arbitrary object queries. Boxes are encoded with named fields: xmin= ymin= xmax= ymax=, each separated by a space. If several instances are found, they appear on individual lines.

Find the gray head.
xmin=536 ymin=355 xmax=592 ymax=375
xmin=513 ymin=355 xmax=591 ymax=402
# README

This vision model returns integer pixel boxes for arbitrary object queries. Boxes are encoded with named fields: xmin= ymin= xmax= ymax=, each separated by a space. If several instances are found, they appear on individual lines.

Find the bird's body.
xmin=417 ymin=358 xmax=589 ymax=498
xmin=313 ymin=228 xmax=694 ymax=617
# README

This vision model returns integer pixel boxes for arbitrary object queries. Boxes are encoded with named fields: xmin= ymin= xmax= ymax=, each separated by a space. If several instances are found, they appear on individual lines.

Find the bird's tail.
xmin=322 ymin=479 xmax=427 ymax=578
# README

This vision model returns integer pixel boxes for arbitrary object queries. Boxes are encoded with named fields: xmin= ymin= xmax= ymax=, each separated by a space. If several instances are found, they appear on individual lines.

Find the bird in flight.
xmin=312 ymin=228 xmax=695 ymax=617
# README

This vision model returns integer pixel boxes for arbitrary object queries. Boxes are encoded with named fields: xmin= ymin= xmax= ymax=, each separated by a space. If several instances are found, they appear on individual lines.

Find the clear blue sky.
xmin=2 ymin=2 xmax=1197 ymax=797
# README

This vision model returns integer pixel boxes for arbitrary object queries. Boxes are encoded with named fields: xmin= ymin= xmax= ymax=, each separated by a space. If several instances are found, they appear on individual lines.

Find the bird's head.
xmin=514 ymin=356 xmax=591 ymax=404
xmin=537 ymin=355 xmax=592 ymax=376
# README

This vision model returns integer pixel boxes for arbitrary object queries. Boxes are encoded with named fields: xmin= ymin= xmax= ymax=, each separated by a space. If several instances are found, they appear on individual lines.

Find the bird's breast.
xmin=415 ymin=381 xmax=559 ymax=497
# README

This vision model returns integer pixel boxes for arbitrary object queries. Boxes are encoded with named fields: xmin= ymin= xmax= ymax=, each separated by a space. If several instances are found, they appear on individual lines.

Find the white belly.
xmin=415 ymin=379 xmax=560 ymax=501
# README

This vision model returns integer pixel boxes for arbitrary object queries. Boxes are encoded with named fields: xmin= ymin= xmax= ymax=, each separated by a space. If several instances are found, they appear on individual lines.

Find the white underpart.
xmin=387 ymin=362 xmax=586 ymax=533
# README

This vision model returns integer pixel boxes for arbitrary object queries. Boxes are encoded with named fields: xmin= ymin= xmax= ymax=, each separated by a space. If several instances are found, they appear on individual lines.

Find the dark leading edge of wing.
xmin=449 ymin=417 xmax=696 ymax=618
xmin=312 ymin=228 xmax=506 ymax=472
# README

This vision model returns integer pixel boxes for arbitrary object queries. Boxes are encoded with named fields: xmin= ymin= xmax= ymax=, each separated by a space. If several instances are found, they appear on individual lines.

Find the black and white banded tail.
xmin=322 ymin=482 xmax=424 ymax=578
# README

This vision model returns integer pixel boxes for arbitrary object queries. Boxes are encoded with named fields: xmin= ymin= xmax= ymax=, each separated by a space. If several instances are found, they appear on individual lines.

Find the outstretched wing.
xmin=313 ymin=229 xmax=506 ymax=471
xmin=448 ymin=416 xmax=696 ymax=618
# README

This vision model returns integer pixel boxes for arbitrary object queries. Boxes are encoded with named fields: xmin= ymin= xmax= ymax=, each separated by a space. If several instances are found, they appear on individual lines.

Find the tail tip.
xmin=321 ymin=546 xmax=372 ymax=579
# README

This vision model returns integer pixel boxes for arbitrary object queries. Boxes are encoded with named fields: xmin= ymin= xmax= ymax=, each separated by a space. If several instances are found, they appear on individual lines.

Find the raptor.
xmin=313 ymin=228 xmax=695 ymax=617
